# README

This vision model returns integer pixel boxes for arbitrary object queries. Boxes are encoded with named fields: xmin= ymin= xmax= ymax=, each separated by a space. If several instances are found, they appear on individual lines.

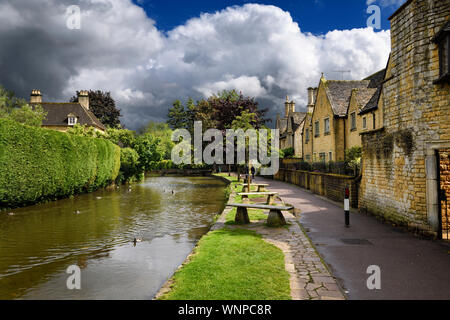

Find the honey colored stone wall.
xmin=359 ymin=0 xmax=450 ymax=236
xmin=275 ymin=169 xmax=358 ymax=208
xmin=310 ymin=81 xmax=338 ymax=162
xmin=346 ymin=93 xmax=363 ymax=150
xmin=303 ymin=113 xmax=313 ymax=161
xmin=439 ymin=149 xmax=450 ymax=239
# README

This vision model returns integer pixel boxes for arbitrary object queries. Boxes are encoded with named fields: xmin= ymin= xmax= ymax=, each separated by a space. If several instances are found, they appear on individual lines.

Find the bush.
xmin=117 ymin=147 xmax=142 ymax=183
xmin=281 ymin=147 xmax=295 ymax=158
xmin=0 ymin=119 xmax=120 ymax=208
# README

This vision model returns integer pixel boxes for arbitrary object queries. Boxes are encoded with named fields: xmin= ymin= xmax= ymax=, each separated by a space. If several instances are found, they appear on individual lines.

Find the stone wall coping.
xmin=281 ymin=168 xmax=356 ymax=180
xmin=360 ymin=127 xmax=385 ymax=136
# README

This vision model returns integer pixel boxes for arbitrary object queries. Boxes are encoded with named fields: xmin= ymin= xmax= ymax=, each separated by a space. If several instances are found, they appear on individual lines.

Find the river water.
xmin=0 ymin=176 xmax=227 ymax=300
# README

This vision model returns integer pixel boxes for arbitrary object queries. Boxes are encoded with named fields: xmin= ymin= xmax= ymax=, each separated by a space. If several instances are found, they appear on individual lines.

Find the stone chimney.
xmin=78 ymin=90 xmax=89 ymax=110
xmin=30 ymin=89 xmax=42 ymax=104
xmin=307 ymin=87 xmax=317 ymax=114
xmin=285 ymin=96 xmax=295 ymax=117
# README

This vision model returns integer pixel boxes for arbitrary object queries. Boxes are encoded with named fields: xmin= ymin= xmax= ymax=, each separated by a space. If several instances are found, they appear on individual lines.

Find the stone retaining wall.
xmin=274 ymin=169 xmax=359 ymax=208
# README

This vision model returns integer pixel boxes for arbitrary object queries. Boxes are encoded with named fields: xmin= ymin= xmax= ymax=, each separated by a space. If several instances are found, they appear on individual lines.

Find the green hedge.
xmin=0 ymin=119 xmax=120 ymax=208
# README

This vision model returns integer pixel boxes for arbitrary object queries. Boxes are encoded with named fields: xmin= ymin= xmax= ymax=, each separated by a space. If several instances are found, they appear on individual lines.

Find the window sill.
xmin=324 ymin=132 xmax=331 ymax=136
xmin=350 ymin=128 xmax=357 ymax=132
xmin=434 ymin=73 xmax=450 ymax=84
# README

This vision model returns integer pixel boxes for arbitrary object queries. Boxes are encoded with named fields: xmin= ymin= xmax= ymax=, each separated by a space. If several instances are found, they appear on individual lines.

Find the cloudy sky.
xmin=0 ymin=0 xmax=405 ymax=129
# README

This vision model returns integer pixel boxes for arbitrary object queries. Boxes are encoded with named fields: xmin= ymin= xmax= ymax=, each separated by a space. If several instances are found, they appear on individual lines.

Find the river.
xmin=0 ymin=176 xmax=227 ymax=300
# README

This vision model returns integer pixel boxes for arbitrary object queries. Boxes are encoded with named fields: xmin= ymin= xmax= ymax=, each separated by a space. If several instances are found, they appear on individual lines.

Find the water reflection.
xmin=0 ymin=176 xmax=227 ymax=300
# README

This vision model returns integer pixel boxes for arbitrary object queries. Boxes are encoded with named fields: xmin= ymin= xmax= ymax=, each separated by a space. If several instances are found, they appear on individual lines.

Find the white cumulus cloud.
xmin=0 ymin=1 xmax=391 ymax=129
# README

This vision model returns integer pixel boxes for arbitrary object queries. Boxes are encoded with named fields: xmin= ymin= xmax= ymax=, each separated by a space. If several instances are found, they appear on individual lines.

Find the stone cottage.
xmin=359 ymin=0 xmax=450 ymax=238
xmin=276 ymin=96 xmax=307 ymax=158
xmin=302 ymin=71 xmax=384 ymax=163
xmin=30 ymin=90 xmax=106 ymax=133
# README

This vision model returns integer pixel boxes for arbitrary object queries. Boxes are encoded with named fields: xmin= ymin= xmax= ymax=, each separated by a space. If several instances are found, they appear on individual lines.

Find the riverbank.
xmin=0 ymin=176 xmax=226 ymax=300
xmin=155 ymin=174 xmax=291 ymax=300
xmin=156 ymin=173 xmax=346 ymax=300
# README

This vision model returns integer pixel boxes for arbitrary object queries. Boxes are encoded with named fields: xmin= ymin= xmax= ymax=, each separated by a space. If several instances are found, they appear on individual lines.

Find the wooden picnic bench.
xmin=238 ymin=192 xmax=279 ymax=205
xmin=238 ymin=183 xmax=269 ymax=192
xmin=226 ymin=203 xmax=293 ymax=227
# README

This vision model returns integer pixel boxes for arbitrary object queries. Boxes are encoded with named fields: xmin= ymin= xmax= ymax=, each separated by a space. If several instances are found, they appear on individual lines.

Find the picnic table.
xmin=238 ymin=192 xmax=279 ymax=205
xmin=238 ymin=183 xmax=269 ymax=192
xmin=226 ymin=203 xmax=293 ymax=227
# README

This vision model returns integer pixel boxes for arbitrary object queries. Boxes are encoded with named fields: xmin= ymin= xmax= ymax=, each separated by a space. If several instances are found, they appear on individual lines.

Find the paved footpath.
xmin=256 ymin=176 xmax=450 ymax=300
xmin=214 ymin=178 xmax=345 ymax=300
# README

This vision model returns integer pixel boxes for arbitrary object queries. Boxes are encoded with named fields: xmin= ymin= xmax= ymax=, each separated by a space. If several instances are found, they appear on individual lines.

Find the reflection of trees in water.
xmin=0 ymin=176 xmax=227 ymax=299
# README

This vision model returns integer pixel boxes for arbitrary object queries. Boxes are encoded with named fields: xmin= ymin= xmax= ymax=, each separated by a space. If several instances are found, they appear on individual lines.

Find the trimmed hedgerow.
xmin=0 ymin=119 xmax=120 ymax=208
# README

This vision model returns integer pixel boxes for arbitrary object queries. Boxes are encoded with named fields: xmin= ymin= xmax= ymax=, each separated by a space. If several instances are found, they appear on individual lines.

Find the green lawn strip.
xmin=225 ymin=208 xmax=267 ymax=225
xmin=159 ymin=228 xmax=291 ymax=300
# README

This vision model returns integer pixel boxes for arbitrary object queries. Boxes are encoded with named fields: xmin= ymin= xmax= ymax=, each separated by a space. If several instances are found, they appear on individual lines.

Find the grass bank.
xmin=158 ymin=173 xmax=291 ymax=300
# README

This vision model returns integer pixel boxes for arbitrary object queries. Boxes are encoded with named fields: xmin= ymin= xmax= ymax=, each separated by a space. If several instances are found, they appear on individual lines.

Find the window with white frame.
xmin=68 ymin=116 xmax=77 ymax=126
xmin=363 ymin=116 xmax=367 ymax=129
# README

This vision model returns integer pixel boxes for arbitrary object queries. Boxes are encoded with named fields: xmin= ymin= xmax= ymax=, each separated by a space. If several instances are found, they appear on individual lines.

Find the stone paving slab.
xmin=222 ymin=175 xmax=346 ymax=300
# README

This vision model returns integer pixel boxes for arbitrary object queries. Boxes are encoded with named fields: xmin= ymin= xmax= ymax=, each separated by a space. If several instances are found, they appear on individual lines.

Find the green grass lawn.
xmin=225 ymin=207 xmax=267 ymax=224
xmin=159 ymin=228 xmax=291 ymax=300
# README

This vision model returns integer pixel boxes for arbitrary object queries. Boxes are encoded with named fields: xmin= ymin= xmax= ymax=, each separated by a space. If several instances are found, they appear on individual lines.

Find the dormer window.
xmin=67 ymin=114 xmax=77 ymax=126
xmin=433 ymin=22 xmax=450 ymax=83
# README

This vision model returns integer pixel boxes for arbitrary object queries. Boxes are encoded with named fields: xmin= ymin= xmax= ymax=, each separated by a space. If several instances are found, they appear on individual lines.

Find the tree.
xmin=167 ymin=100 xmax=187 ymax=130
xmin=70 ymin=90 xmax=122 ymax=128
xmin=132 ymin=134 xmax=163 ymax=171
xmin=231 ymin=110 xmax=258 ymax=185
xmin=0 ymin=86 xmax=47 ymax=127
xmin=209 ymin=89 xmax=269 ymax=130
xmin=139 ymin=121 xmax=174 ymax=160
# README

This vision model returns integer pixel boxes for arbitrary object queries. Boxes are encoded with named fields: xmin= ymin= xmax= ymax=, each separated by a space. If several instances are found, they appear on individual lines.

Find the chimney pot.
xmin=30 ymin=89 xmax=42 ymax=104
xmin=78 ymin=90 xmax=90 ymax=110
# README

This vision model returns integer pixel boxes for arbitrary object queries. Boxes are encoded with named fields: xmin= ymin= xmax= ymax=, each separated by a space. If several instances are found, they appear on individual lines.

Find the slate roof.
xmin=325 ymin=80 xmax=371 ymax=117
xmin=278 ymin=112 xmax=306 ymax=136
xmin=32 ymin=102 xmax=106 ymax=130
xmin=359 ymin=69 xmax=386 ymax=114
xmin=324 ymin=69 xmax=386 ymax=117
xmin=353 ymin=88 xmax=378 ymax=111
xmin=278 ymin=118 xmax=288 ymax=135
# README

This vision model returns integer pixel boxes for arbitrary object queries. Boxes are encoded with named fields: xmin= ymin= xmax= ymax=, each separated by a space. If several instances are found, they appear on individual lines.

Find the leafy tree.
xmin=0 ymin=86 xmax=47 ymax=127
xmin=139 ymin=121 xmax=174 ymax=160
xmin=118 ymin=148 xmax=141 ymax=183
xmin=167 ymin=100 xmax=187 ymax=130
xmin=104 ymin=128 xmax=136 ymax=148
xmin=7 ymin=104 xmax=47 ymax=127
xmin=70 ymin=90 xmax=122 ymax=128
xmin=209 ymin=89 xmax=269 ymax=130
xmin=132 ymin=134 xmax=163 ymax=171
xmin=185 ymin=98 xmax=197 ymax=133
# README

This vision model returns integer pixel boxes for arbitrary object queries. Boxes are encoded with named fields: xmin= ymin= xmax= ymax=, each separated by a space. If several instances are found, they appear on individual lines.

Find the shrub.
xmin=0 ymin=119 xmax=120 ymax=208
xmin=281 ymin=147 xmax=295 ymax=158
xmin=118 ymin=147 xmax=142 ymax=183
